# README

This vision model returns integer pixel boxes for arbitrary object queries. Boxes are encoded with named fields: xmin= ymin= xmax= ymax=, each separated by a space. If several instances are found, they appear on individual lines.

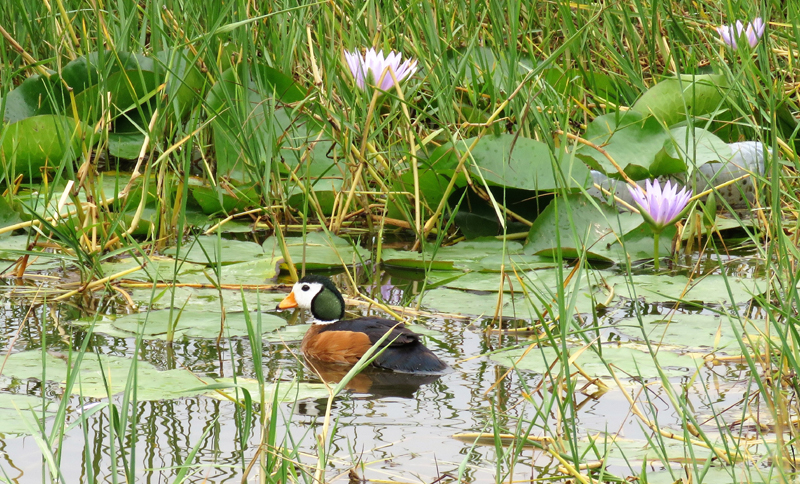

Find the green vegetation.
xmin=0 ymin=0 xmax=798 ymax=482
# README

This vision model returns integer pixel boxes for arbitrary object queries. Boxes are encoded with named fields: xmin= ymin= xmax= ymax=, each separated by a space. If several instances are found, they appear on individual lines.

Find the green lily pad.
xmin=0 ymin=393 xmax=54 ymax=436
xmin=524 ymin=195 xmax=655 ymax=262
xmin=605 ymin=274 xmax=768 ymax=305
xmin=455 ymin=135 xmax=590 ymax=191
xmin=190 ymin=182 xmax=261 ymax=215
xmin=382 ymin=240 xmax=524 ymax=271
xmin=2 ymin=351 xmax=207 ymax=400
xmin=206 ymin=378 xmax=329 ymax=402
xmin=1 ymin=115 xmax=88 ymax=179
xmin=631 ymin=74 xmax=730 ymax=128
xmin=99 ymin=255 xmax=204 ymax=282
xmin=613 ymin=313 xmax=748 ymax=354
xmin=105 ymin=310 xmax=286 ymax=339
xmin=163 ymin=236 xmax=266 ymax=265
xmin=652 ymin=127 xmax=732 ymax=176
xmin=575 ymin=111 xmax=671 ymax=180
xmin=108 ymin=131 xmax=146 ymax=159
xmin=490 ymin=343 xmax=703 ymax=379
xmin=127 ymin=287 xmax=287 ymax=312
xmin=263 ymin=231 xmax=369 ymax=270
xmin=180 ymin=257 xmax=282 ymax=285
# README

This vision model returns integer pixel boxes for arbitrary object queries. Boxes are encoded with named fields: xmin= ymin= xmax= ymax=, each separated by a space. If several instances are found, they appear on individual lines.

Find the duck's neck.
xmin=310 ymin=288 xmax=345 ymax=322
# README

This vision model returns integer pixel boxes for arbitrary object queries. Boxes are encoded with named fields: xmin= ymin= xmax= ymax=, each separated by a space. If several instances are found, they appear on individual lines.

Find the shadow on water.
xmin=303 ymin=358 xmax=445 ymax=398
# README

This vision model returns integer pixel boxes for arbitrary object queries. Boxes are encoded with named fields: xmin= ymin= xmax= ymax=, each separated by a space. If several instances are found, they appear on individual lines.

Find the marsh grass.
xmin=1 ymin=0 xmax=799 ymax=482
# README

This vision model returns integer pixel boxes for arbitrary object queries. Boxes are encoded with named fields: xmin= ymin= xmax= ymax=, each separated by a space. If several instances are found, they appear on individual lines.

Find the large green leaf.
xmin=106 ymin=310 xmax=286 ymax=339
xmin=263 ymin=231 xmax=368 ymax=270
xmin=456 ymin=134 xmax=590 ymax=191
xmin=0 ymin=115 xmax=88 ymax=179
xmin=163 ymin=236 xmax=266 ymax=265
xmin=631 ymin=74 xmax=730 ymax=127
xmin=490 ymin=344 xmax=703 ymax=379
xmin=0 ymin=393 xmax=54 ymax=435
xmin=524 ymin=195 xmax=655 ymax=262
xmin=381 ymin=239 xmax=525 ymax=271
xmin=190 ymin=182 xmax=261 ymax=214
xmin=652 ymin=126 xmax=732 ymax=176
xmin=2 ymin=72 xmax=71 ymax=123
xmin=605 ymin=273 xmax=768 ymax=305
xmin=575 ymin=111 xmax=671 ymax=179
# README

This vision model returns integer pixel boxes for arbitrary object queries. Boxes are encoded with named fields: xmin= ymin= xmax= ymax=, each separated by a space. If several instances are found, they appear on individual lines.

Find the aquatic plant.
xmin=343 ymin=48 xmax=418 ymax=91
xmin=716 ymin=18 xmax=765 ymax=49
xmin=628 ymin=179 xmax=692 ymax=270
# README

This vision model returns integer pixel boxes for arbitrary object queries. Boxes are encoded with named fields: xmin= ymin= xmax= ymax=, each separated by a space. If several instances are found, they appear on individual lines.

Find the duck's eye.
xmin=301 ymin=284 xmax=310 ymax=291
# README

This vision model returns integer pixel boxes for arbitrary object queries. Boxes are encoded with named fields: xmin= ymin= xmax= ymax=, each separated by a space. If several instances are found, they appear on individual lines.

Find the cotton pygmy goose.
xmin=277 ymin=275 xmax=448 ymax=373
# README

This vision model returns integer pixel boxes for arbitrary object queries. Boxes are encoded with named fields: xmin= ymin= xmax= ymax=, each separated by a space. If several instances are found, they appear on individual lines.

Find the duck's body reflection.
xmin=304 ymin=357 xmax=444 ymax=399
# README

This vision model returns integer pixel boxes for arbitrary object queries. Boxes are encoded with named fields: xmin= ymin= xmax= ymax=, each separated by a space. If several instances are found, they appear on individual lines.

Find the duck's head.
xmin=277 ymin=275 xmax=345 ymax=323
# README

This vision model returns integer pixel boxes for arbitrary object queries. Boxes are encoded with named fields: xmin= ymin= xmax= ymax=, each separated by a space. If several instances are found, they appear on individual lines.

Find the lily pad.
xmin=190 ymin=182 xmax=261 ymax=215
xmin=613 ymin=313 xmax=747 ymax=354
xmin=163 ymin=236 xmax=266 ymax=265
xmin=180 ymin=257 xmax=282 ymax=285
xmin=106 ymin=310 xmax=286 ymax=339
xmin=0 ymin=393 xmax=54 ymax=436
xmin=263 ymin=231 xmax=369 ymax=270
xmin=382 ymin=240 xmax=524 ymax=271
xmin=99 ymin=255 xmax=204 ymax=282
xmin=631 ymin=74 xmax=730 ymax=128
xmin=524 ymin=195 xmax=656 ymax=262
xmin=2 ymin=351 xmax=207 ymax=400
xmin=127 ymin=287 xmax=287 ymax=312
xmin=575 ymin=111 xmax=671 ymax=180
xmin=490 ymin=343 xmax=703 ymax=379
xmin=206 ymin=378 xmax=329 ymax=402
xmin=605 ymin=273 xmax=768 ymax=306
xmin=652 ymin=127 xmax=732 ymax=176
xmin=1 ymin=115 xmax=88 ymax=179
xmin=455 ymin=135 xmax=590 ymax=191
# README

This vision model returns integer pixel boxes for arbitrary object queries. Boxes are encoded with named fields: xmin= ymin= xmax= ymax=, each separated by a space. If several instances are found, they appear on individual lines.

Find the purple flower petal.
xmin=629 ymin=178 xmax=692 ymax=230
xmin=343 ymin=48 xmax=417 ymax=91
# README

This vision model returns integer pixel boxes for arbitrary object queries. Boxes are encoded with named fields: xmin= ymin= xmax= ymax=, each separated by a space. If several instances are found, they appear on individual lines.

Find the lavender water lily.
xmin=344 ymin=48 xmax=418 ymax=91
xmin=716 ymin=18 xmax=765 ymax=49
xmin=628 ymin=179 xmax=693 ymax=270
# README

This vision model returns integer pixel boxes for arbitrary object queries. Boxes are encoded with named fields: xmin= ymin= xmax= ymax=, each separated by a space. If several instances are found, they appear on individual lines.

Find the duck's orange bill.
xmin=278 ymin=292 xmax=298 ymax=309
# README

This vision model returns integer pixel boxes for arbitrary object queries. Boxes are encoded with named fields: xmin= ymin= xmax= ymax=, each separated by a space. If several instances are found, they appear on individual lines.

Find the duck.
xmin=277 ymin=275 xmax=448 ymax=374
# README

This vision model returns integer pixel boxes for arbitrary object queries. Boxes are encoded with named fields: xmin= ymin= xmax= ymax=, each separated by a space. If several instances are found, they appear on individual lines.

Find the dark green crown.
xmin=299 ymin=275 xmax=345 ymax=322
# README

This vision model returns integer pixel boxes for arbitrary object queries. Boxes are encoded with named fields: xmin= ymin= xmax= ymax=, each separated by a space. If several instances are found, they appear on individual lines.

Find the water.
xmin=0 ymin=260 xmax=778 ymax=483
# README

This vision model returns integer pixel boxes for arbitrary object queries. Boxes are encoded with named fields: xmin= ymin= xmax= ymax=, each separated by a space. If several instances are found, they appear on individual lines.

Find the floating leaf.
xmin=605 ymin=273 xmax=768 ymax=305
xmin=631 ymin=74 xmax=730 ymax=128
xmin=163 ymin=235 xmax=266 ymax=265
xmin=106 ymin=310 xmax=286 ymax=339
xmin=0 ymin=393 xmax=54 ymax=436
xmin=382 ymin=240 xmax=524 ymax=271
xmin=575 ymin=111 xmax=670 ymax=179
xmin=490 ymin=344 xmax=702 ymax=379
xmin=180 ymin=257 xmax=281 ymax=285
xmin=263 ymin=231 xmax=368 ymax=270
xmin=651 ymin=126 xmax=732 ymax=176
xmin=456 ymin=135 xmax=590 ymax=191
xmin=2 ymin=351 xmax=206 ymax=400
xmin=612 ymin=313 xmax=749 ymax=354
xmin=524 ymin=195 xmax=652 ymax=262
xmin=206 ymin=378 xmax=329 ymax=402
xmin=190 ymin=182 xmax=261 ymax=214
xmin=1 ymin=115 xmax=87 ymax=179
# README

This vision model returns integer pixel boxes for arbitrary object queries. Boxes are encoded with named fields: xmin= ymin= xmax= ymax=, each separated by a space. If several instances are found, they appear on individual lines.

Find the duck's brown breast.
xmin=301 ymin=323 xmax=373 ymax=365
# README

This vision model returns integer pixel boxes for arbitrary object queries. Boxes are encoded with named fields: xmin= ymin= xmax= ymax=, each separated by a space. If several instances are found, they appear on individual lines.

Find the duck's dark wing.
xmin=318 ymin=318 xmax=448 ymax=373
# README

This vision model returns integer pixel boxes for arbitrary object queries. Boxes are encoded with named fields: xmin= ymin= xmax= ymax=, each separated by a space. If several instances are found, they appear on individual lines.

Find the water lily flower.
xmin=628 ymin=179 xmax=693 ymax=270
xmin=716 ymin=18 xmax=765 ymax=49
xmin=344 ymin=48 xmax=418 ymax=91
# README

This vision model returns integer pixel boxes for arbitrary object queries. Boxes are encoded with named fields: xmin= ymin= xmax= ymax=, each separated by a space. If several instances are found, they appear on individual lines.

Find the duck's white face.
xmin=290 ymin=281 xmax=323 ymax=309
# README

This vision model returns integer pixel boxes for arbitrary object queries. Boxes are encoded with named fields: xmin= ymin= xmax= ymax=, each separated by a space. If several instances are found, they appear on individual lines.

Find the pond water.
xmin=0 ymin=245 xmax=777 ymax=483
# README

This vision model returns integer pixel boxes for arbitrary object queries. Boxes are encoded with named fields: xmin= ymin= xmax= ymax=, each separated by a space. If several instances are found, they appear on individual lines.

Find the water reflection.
xmin=303 ymin=358 xmax=444 ymax=398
